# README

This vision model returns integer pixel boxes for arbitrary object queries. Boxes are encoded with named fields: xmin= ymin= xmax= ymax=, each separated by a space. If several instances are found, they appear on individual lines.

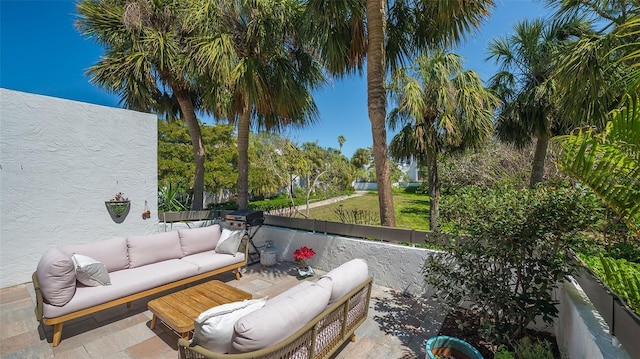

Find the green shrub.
xmin=158 ymin=182 xmax=190 ymax=212
xmin=436 ymin=140 xmax=568 ymax=194
xmin=426 ymin=185 xmax=597 ymax=343
xmin=494 ymin=345 xmax=515 ymax=359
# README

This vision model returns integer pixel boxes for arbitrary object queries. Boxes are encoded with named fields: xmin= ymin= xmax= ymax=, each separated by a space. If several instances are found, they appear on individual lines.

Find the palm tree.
xmin=550 ymin=0 xmax=639 ymax=127
xmin=487 ymin=18 xmax=588 ymax=187
xmin=337 ymin=135 xmax=347 ymax=152
xmin=76 ymin=0 xmax=208 ymax=210
xmin=553 ymin=10 xmax=640 ymax=237
xmin=186 ymin=0 xmax=325 ymax=210
xmin=388 ymin=50 xmax=498 ymax=231
xmin=305 ymin=0 xmax=495 ymax=226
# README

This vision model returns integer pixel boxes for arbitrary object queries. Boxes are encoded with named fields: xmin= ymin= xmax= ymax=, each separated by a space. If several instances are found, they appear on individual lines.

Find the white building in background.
xmin=398 ymin=156 xmax=422 ymax=183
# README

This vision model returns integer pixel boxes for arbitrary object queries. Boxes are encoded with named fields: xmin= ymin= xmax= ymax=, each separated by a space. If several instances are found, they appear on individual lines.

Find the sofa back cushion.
xmin=61 ymin=237 xmax=129 ymax=272
xmin=178 ymin=224 xmax=221 ymax=256
xmin=193 ymin=298 xmax=267 ymax=353
xmin=36 ymin=247 xmax=76 ymax=306
xmin=127 ymin=231 xmax=183 ymax=268
xmin=320 ymin=258 xmax=369 ymax=305
xmin=230 ymin=278 xmax=332 ymax=353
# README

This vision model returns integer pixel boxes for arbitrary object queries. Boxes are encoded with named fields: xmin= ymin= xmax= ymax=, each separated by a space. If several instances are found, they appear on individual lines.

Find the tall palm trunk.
xmin=367 ymin=0 xmax=396 ymax=227
xmin=236 ymin=101 xmax=252 ymax=210
xmin=427 ymin=147 xmax=440 ymax=232
xmin=175 ymin=87 xmax=205 ymax=210
xmin=529 ymin=133 xmax=549 ymax=188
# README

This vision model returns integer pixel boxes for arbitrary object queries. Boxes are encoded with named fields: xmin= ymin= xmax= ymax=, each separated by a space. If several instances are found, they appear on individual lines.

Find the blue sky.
xmin=0 ymin=0 xmax=551 ymax=159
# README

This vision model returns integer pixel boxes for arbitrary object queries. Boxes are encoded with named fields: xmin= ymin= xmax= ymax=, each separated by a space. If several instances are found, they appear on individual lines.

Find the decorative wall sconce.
xmin=105 ymin=192 xmax=130 ymax=224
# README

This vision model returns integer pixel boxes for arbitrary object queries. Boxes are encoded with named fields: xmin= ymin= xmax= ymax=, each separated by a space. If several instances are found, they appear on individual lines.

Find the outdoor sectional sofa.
xmin=32 ymin=224 xmax=248 ymax=347
xmin=178 ymin=258 xmax=373 ymax=359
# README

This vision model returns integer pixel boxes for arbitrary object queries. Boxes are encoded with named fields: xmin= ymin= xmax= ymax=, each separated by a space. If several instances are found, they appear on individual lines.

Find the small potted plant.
xmin=105 ymin=192 xmax=130 ymax=223
xmin=293 ymin=246 xmax=315 ymax=278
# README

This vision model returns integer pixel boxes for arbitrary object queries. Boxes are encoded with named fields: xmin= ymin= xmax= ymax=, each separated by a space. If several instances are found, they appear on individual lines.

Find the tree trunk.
xmin=236 ymin=101 xmax=251 ymax=210
xmin=427 ymin=146 xmax=440 ymax=232
xmin=174 ymin=88 xmax=205 ymax=210
xmin=367 ymin=0 xmax=396 ymax=227
xmin=529 ymin=134 xmax=549 ymax=188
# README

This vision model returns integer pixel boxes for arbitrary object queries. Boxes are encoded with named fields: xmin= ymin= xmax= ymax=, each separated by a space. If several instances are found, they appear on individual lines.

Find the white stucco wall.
xmin=0 ymin=89 xmax=158 ymax=288
xmin=255 ymin=225 xmax=438 ymax=296
xmin=555 ymin=278 xmax=632 ymax=359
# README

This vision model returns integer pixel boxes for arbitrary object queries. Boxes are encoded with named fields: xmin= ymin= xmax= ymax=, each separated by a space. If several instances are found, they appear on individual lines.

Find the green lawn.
xmin=303 ymin=192 xmax=431 ymax=231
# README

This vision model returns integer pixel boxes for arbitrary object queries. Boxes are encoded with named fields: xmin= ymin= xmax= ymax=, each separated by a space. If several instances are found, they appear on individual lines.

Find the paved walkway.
xmin=0 ymin=261 xmax=447 ymax=359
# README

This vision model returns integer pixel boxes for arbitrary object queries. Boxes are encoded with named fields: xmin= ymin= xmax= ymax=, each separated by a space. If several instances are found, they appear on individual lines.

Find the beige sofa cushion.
xmin=61 ymin=237 xmax=129 ymax=272
xmin=127 ymin=231 xmax=183 ymax=268
xmin=178 ymin=224 xmax=221 ymax=256
xmin=320 ymin=258 xmax=369 ymax=304
xmin=231 ymin=278 xmax=332 ymax=353
xmin=36 ymin=248 xmax=76 ymax=306
xmin=43 ymin=259 xmax=199 ymax=319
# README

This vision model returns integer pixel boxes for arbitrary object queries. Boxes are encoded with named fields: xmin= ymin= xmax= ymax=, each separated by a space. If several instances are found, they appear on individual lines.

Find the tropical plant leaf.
xmin=554 ymin=98 xmax=640 ymax=236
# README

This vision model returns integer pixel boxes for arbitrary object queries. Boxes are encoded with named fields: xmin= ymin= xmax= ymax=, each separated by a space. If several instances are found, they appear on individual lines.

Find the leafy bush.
xmin=495 ymin=337 xmax=561 ymax=359
xmin=426 ymin=185 xmax=598 ymax=343
xmin=332 ymin=205 xmax=378 ymax=225
xmin=435 ymin=140 xmax=568 ymax=194
xmin=158 ymin=182 xmax=190 ymax=212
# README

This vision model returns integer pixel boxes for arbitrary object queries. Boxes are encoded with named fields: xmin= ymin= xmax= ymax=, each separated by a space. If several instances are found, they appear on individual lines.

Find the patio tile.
xmin=48 ymin=346 xmax=90 ymax=359
xmin=0 ymin=261 xmax=447 ymax=359
xmin=0 ymin=284 xmax=30 ymax=303
xmin=125 ymin=335 xmax=176 ymax=359
xmin=82 ymin=322 xmax=156 ymax=358
xmin=0 ymin=326 xmax=48 ymax=357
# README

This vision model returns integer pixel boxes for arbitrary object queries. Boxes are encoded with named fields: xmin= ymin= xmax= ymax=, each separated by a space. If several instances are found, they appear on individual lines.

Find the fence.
xmin=158 ymin=210 xmax=452 ymax=246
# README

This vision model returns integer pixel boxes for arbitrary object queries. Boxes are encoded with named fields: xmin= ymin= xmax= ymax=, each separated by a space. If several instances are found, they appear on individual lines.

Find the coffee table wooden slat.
xmin=148 ymin=280 xmax=252 ymax=338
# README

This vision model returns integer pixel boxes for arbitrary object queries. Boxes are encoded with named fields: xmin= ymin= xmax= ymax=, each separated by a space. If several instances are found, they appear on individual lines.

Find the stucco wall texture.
xmin=0 ymin=89 xmax=158 ymax=288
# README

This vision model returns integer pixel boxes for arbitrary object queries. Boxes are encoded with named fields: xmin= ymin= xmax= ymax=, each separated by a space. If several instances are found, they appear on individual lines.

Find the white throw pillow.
xmin=215 ymin=230 xmax=243 ymax=256
xmin=192 ymin=298 xmax=267 ymax=353
xmin=71 ymin=253 xmax=111 ymax=286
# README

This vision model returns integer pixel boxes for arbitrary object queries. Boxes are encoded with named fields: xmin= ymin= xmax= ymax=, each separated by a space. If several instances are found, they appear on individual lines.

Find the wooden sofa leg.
xmin=350 ymin=333 xmax=356 ymax=342
xmin=127 ymin=301 xmax=132 ymax=308
xmin=52 ymin=323 xmax=64 ymax=347
xmin=234 ymin=268 xmax=242 ymax=280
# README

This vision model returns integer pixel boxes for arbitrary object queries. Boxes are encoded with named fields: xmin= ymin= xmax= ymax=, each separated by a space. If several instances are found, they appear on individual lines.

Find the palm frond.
xmin=554 ymin=98 xmax=640 ymax=236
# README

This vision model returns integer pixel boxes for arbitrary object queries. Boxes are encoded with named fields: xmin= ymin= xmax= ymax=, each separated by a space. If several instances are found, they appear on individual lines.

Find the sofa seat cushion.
xmin=61 ymin=237 xmax=129 ymax=272
xmin=230 ymin=277 xmax=332 ymax=353
xmin=178 ymin=225 xmax=221 ymax=256
xmin=42 ymin=259 xmax=199 ymax=319
xmin=36 ymin=248 xmax=76 ymax=306
xmin=127 ymin=231 xmax=183 ymax=268
xmin=180 ymin=252 xmax=245 ymax=274
xmin=320 ymin=258 xmax=369 ymax=305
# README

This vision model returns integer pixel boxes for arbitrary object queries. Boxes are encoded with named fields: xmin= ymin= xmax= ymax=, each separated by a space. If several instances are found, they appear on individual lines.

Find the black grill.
xmin=225 ymin=209 xmax=265 ymax=229
xmin=224 ymin=210 xmax=264 ymax=266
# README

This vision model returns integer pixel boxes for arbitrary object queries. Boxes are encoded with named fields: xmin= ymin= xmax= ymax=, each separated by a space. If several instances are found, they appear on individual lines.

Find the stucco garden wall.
xmin=254 ymin=225 xmax=438 ymax=296
xmin=0 ymin=89 xmax=158 ymax=288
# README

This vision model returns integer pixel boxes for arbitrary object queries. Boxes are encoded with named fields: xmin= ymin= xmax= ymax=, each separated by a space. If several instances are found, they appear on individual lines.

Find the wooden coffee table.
xmin=148 ymin=280 xmax=252 ymax=338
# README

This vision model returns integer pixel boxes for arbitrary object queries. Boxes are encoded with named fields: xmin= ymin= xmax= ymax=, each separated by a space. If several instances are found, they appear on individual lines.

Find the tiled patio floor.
xmin=0 ymin=261 xmax=448 ymax=359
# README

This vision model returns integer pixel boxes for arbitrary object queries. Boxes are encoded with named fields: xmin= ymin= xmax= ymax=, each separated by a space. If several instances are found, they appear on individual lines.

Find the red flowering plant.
xmin=293 ymin=246 xmax=315 ymax=270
